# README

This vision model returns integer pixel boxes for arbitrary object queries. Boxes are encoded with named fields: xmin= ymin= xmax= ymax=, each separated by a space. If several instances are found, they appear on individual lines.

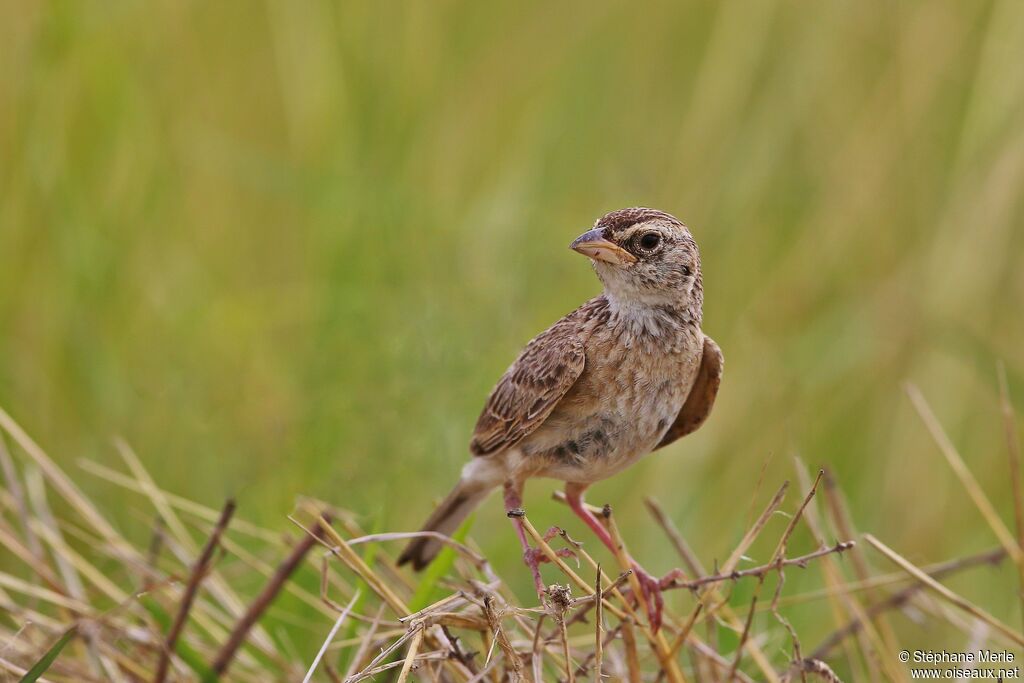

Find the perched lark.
xmin=398 ymin=207 xmax=723 ymax=630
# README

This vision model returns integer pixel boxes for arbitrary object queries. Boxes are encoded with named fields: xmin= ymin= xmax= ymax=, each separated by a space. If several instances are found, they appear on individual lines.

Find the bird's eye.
xmin=639 ymin=232 xmax=661 ymax=250
xmin=680 ymin=265 xmax=692 ymax=277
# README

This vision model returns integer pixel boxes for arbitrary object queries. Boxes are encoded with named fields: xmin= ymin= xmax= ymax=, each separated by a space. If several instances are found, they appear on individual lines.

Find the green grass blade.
xmin=19 ymin=626 xmax=76 ymax=683
xmin=409 ymin=513 xmax=475 ymax=611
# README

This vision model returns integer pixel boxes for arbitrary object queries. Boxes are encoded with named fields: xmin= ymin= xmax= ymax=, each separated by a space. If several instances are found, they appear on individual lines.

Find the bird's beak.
xmin=570 ymin=228 xmax=638 ymax=265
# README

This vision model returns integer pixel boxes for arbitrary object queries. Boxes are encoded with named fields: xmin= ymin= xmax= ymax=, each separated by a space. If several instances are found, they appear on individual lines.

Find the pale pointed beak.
xmin=569 ymin=228 xmax=638 ymax=265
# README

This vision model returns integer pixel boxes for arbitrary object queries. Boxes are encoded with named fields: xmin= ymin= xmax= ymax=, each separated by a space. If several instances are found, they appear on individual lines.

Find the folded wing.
xmin=655 ymin=335 xmax=723 ymax=450
xmin=470 ymin=314 xmax=587 ymax=456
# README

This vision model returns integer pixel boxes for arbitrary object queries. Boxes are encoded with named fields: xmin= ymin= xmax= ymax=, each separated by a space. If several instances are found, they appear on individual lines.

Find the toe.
xmin=630 ymin=566 xmax=665 ymax=632
xmin=649 ymin=584 xmax=664 ymax=632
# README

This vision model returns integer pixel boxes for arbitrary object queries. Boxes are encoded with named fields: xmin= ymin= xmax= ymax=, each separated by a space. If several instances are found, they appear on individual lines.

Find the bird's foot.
xmin=521 ymin=546 xmax=575 ymax=598
xmin=630 ymin=562 xmax=668 ymax=632
xmin=523 ymin=546 xmax=576 ymax=567
xmin=526 ymin=526 xmax=578 ymax=565
xmin=658 ymin=568 xmax=687 ymax=590
xmin=522 ymin=547 xmax=546 ymax=597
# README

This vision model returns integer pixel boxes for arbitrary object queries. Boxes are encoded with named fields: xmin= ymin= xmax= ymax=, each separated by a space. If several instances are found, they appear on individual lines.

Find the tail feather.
xmin=397 ymin=480 xmax=494 ymax=570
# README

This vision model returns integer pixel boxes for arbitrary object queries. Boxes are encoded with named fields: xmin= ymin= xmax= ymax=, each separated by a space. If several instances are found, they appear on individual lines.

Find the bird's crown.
xmin=595 ymin=207 xmax=685 ymax=236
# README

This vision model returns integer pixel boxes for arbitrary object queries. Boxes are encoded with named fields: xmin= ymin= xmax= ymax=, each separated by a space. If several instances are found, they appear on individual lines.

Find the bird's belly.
xmin=518 ymin=354 xmax=697 ymax=483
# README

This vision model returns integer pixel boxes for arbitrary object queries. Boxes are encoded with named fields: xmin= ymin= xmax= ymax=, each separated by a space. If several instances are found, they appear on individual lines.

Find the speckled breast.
xmin=519 ymin=331 xmax=703 ymax=483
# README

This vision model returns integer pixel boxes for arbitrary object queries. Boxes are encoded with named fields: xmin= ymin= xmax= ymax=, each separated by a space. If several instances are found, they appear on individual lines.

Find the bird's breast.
xmin=520 ymin=329 xmax=703 ymax=483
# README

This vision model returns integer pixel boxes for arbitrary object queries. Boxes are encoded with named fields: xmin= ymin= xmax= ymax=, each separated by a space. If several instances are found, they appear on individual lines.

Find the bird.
xmin=397 ymin=207 xmax=723 ymax=631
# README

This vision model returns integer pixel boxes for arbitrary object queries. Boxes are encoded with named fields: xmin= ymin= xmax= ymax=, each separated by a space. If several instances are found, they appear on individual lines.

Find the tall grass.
xmin=1 ymin=0 xmax=1023 ymax=668
xmin=0 ymin=407 xmax=1020 ymax=681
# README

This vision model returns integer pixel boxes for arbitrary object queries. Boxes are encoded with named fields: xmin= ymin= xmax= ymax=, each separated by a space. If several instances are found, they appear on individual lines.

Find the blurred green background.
xmin=2 ymin=0 xmax=1024 ymax=655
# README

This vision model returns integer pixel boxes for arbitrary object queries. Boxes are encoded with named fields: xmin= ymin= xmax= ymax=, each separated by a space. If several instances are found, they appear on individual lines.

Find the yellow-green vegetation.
xmin=1 ymin=1 xmax=1023 ymax=678
xmin=0 ymin=410 xmax=1018 ymax=681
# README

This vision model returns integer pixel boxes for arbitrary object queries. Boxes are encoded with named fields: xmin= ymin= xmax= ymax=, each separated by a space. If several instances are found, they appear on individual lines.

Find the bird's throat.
xmin=603 ymin=294 xmax=701 ymax=349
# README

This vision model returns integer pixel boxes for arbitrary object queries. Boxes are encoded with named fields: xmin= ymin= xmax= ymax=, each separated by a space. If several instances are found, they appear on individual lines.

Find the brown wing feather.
xmin=469 ymin=307 xmax=592 ymax=456
xmin=655 ymin=335 xmax=723 ymax=450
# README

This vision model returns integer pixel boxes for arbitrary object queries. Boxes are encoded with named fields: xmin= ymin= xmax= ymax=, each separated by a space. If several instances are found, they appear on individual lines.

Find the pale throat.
xmin=595 ymin=258 xmax=695 ymax=307
xmin=602 ymin=288 xmax=701 ymax=346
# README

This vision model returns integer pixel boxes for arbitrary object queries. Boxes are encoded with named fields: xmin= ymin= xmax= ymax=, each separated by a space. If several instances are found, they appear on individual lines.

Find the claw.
xmin=560 ymin=485 xmax=670 ymax=630
xmin=630 ymin=563 xmax=667 ymax=632
xmin=658 ymin=568 xmax=687 ymax=590
xmin=524 ymin=546 xmax=576 ymax=566
xmin=522 ymin=548 xmax=546 ymax=597
xmin=521 ymin=545 xmax=580 ymax=599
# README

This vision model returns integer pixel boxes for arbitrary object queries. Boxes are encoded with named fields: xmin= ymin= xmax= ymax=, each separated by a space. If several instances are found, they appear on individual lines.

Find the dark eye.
xmin=639 ymin=232 xmax=661 ymax=250
xmin=680 ymin=265 xmax=692 ymax=277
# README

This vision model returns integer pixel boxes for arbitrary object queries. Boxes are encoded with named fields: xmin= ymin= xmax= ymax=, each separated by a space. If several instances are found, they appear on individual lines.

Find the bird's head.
xmin=570 ymin=207 xmax=702 ymax=311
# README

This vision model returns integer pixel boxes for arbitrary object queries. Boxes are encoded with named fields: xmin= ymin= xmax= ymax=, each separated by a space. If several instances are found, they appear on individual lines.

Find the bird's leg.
xmin=564 ymin=482 xmax=666 ymax=632
xmin=504 ymin=481 xmax=547 ymax=597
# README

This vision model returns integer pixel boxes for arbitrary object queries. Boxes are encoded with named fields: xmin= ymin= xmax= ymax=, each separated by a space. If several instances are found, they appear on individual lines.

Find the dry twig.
xmin=154 ymin=499 xmax=235 ymax=683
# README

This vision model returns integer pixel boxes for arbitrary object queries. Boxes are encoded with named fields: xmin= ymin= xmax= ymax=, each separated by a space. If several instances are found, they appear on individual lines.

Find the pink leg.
xmin=565 ymin=483 xmax=667 ymax=632
xmin=504 ymin=481 xmax=546 ymax=596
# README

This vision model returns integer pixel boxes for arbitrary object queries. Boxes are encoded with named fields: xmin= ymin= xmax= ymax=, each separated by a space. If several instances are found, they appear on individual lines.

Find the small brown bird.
xmin=398 ymin=207 xmax=723 ymax=630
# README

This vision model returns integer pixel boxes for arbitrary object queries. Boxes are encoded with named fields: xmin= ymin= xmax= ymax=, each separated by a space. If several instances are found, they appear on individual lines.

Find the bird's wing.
xmin=655 ymin=335 xmax=723 ymax=450
xmin=469 ymin=309 xmax=589 ymax=456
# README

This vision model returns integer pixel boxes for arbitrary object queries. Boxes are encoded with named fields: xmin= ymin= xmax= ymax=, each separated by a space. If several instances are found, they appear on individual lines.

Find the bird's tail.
xmin=397 ymin=477 xmax=495 ymax=570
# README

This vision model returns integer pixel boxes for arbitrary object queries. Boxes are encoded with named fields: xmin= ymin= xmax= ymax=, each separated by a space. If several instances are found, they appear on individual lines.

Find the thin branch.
xmin=727 ymin=594 xmax=758 ymax=681
xmin=400 ymin=592 xmax=470 ymax=624
xmin=573 ymin=624 xmax=622 ymax=680
xmin=350 ymin=623 xmax=422 ymax=682
xmin=771 ymin=470 xmax=823 ymax=573
xmin=154 ymin=499 xmax=235 ymax=683
xmin=792 ymin=458 xmax=901 ymax=683
xmin=347 ymin=649 xmax=448 ymax=683
xmin=722 ymin=481 xmax=790 ymax=577
xmin=770 ymin=469 xmax=825 ymax=683
xmin=820 ymin=468 xmax=900 ymax=665
xmin=728 ymin=471 xmax=823 ymax=683
xmin=210 ymin=516 xmax=329 ymax=677
xmin=664 ymin=542 xmax=854 ymax=592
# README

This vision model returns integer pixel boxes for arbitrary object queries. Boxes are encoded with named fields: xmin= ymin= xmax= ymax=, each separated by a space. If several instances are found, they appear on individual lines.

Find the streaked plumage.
xmin=398 ymin=207 xmax=723 ymax=630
